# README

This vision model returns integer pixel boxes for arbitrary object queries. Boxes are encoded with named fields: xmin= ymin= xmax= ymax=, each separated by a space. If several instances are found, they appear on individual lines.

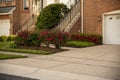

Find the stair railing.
xmin=51 ymin=0 xmax=80 ymax=32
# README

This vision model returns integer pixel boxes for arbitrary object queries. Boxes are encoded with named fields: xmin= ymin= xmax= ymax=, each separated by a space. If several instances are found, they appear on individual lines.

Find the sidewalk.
xmin=0 ymin=63 xmax=112 ymax=80
xmin=0 ymin=45 xmax=120 ymax=80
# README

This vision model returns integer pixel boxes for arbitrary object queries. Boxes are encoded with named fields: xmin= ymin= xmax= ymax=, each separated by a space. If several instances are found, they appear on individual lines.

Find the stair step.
xmin=53 ymin=0 xmax=80 ymax=32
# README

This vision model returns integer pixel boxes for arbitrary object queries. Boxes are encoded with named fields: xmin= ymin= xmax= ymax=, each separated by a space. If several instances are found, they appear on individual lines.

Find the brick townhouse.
xmin=0 ymin=0 xmax=63 ymax=36
xmin=69 ymin=0 xmax=120 ymax=44
xmin=80 ymin=0 xmax=120 ymax=44
xmin=0 ymin=0 xmax=47 ymax=36
xmin=0 ymin=0 xmax=120 ymax=44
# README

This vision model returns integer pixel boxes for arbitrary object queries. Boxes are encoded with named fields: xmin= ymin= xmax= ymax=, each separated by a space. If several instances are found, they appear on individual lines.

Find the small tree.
xmin=36 ymin=3 xmax=69 ymax=30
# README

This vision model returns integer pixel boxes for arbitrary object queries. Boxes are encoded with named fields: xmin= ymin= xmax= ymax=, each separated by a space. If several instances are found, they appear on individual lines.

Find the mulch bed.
xmin=18 ymin=46 xmax=68 ymax=53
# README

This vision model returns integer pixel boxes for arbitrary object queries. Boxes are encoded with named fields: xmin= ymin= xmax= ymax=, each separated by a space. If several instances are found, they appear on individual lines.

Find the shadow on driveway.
xmin=0 ymin=73 xmax=39 ymax=80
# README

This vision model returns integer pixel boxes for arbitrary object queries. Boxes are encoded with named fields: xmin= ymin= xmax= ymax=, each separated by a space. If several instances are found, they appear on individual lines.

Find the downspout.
xmin=81 ymin=0 xmax=84 ymax=33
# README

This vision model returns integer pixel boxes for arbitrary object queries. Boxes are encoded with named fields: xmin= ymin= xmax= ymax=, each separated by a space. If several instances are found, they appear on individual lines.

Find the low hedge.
xmin=66 ymin=41 xmax=95 ymax=48
xmin=15 ymin=30 xmax=69 ymax=49
xmin=0 ymin=35 xmax=16 ymax=42
xmin=71 ymin=33 xmax=102 ymax=45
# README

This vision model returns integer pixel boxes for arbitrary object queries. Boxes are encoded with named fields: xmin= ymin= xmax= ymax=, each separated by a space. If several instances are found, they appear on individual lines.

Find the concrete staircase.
xmin=52 ymin=0 xmax=80 ymax=32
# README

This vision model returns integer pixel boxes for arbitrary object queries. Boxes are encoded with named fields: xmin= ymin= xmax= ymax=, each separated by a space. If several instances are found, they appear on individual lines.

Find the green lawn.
xmin=0 ymin=42 xmax=52 ymax=55
xmin=0 ymin=53 xmax=27 ymax=60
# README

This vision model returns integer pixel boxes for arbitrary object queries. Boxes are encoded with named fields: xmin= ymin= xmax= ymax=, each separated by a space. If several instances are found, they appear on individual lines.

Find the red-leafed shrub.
xmin=15 ymin=30 xmax=69 ymax=49
xmin=50 ymin=32 xmax=69 ymax=49
xmin=71 ymin=33 xmax=102 ymax=45
xmin=15 ymin=30 xmax=29 ymax=46
xmin=15 ymin=30 xmax=42 ymax=47
xmin=40 ymin=31 xmax=69 ymax=49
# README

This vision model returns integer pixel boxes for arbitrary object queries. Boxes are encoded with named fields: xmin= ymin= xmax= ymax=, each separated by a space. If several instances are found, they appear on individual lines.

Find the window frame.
xmin=23 ymin=0 xmax=30 ymax=11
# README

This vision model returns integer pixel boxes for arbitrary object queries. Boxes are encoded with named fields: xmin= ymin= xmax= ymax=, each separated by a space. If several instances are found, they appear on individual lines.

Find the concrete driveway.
xmin=0 ymin=45 xmax=120 ymax=80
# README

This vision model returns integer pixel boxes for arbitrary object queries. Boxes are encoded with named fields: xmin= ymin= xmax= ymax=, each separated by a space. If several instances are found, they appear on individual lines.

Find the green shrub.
xmin=15 ymin=30 xmax=42 ymax=47
xmin=28 ymin=32 xmax=42 ymax=46
xmin=7 ymin=35 xmax=16 ymax=41
xmin=36 ymin=3 xmax=69 ymax=30
xmin=71 ymin=33 xmax=102 ymax=45
xmin=0 ymin=35 xmax=8 ymax=42
xmin=0 ymin=36 xmax=2 ymax=42
xmin=0 ymin=41 xmax=17 ymax=48
xmin=9 ymin=42 xmax=18 ymax=48
xmin=15 ymin=30 xmax=29 ymax=46
xmin=66 ymin=41 xmax=95 ymax=48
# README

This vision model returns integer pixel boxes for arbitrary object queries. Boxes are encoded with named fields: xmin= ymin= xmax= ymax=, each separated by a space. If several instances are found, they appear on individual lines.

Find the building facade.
xmin=52 ymin=0 xmax=120 ymax=44
xmin=81 ymin=0 xmax=120 ymax=35
xmin=0 ymin=0 xmax=47 ymax=35
xmin=71 ymin=0 xmax=120 ymax=44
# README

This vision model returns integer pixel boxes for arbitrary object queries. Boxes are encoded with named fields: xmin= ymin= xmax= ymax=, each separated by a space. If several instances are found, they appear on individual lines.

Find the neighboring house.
xmin=0 ymin=0 xmax=66 ymax=36
xmin=55 ymin=0 xmax=120 ymax=44
xmin=0 ymin=0 xmax=47 ymax=36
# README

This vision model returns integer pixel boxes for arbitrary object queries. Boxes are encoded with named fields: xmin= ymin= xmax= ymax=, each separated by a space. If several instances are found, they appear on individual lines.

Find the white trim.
xmin=102 ymin=10 xmax=120 ymax=44
xmin=0 ymin=7 xmax=16 ymax=15
xmin=8 ymin=7 xmax=16 ymax=14
xmin=0 ymin=13 xmax=9 ymax=15
xmin=102 ymin=14 xmax=105 ymax=44
xmin=104 ymin=10 xmax=120 ymax=15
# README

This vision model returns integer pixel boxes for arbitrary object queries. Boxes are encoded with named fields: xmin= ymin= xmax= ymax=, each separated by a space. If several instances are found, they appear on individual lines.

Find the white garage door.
xmin=0 ymin=20 xmax=10 ymax=36
xmin=103 ymin=14 xmax=120 ymax=44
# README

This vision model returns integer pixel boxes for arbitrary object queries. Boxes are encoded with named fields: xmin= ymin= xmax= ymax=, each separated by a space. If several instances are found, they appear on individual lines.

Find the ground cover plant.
xmin=0 ymin=41 xmax=52 ymax=55
xmin=66 ymin=41 xmax=95 ymax=48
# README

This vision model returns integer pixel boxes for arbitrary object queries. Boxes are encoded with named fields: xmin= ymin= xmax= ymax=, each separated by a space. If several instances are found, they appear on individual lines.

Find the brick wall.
xmin=0 ymin=15 xmax=9 ymax=19
xmin=0 ymin=0 xmax=33 ymax=34
xmin=0 ymin=0 xmax=16 ymax=7
xmin=69 ymin=18 xmax=81 ymax=34
xmin=12 ymin=0 xmax=20 ymax=34
xmin=13 ymin=0 xmax=32 ymax=34
xmin=19 ymin=0 xmax=32 ymax=31
xmin=83 ymin=0 xmax=120 ymax=35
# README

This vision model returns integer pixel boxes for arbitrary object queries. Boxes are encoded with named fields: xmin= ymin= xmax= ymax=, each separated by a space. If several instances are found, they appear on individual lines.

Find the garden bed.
xmin=18 ymin=46 xmax=68 ymax=53
xmin=0 ymin=42 xmax=67 ymax=55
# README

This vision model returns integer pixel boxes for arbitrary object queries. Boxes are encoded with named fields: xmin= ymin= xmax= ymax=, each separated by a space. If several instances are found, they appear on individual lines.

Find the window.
xmin=0 ymin=0 xmax=2 ymax=3
xmin=0 ymin=0 xmax=14 ymax=4
xmin=23 ymin=0 xmax=29 ymax=10
xmin=6 ymin=0 xmax=14 ymax=2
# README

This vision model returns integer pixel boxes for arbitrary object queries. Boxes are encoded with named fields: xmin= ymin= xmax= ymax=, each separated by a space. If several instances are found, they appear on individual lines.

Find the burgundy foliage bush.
xmin=71 ymin=33 xmax=102 ymax=45
xmin=15 ymin=30 xmax=69 ymax=49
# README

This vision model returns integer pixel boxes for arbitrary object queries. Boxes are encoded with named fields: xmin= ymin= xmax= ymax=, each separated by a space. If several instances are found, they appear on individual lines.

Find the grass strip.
xmin=0 ymin=48 xmax=52 ymax=55
xmin=0 ymin=53 xmax=27 ymax=60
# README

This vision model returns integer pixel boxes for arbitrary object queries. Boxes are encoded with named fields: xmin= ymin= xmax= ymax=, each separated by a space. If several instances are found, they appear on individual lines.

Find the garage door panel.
xmin=104 ymin=15 xmax=120 ymax=44
xmin=0 ymin=20 xmax=10 ymax=36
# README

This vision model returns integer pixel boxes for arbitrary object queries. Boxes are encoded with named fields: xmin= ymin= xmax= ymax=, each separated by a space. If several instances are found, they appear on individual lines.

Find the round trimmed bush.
xmin=36 ymin=3 xmax=69 ymax=30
